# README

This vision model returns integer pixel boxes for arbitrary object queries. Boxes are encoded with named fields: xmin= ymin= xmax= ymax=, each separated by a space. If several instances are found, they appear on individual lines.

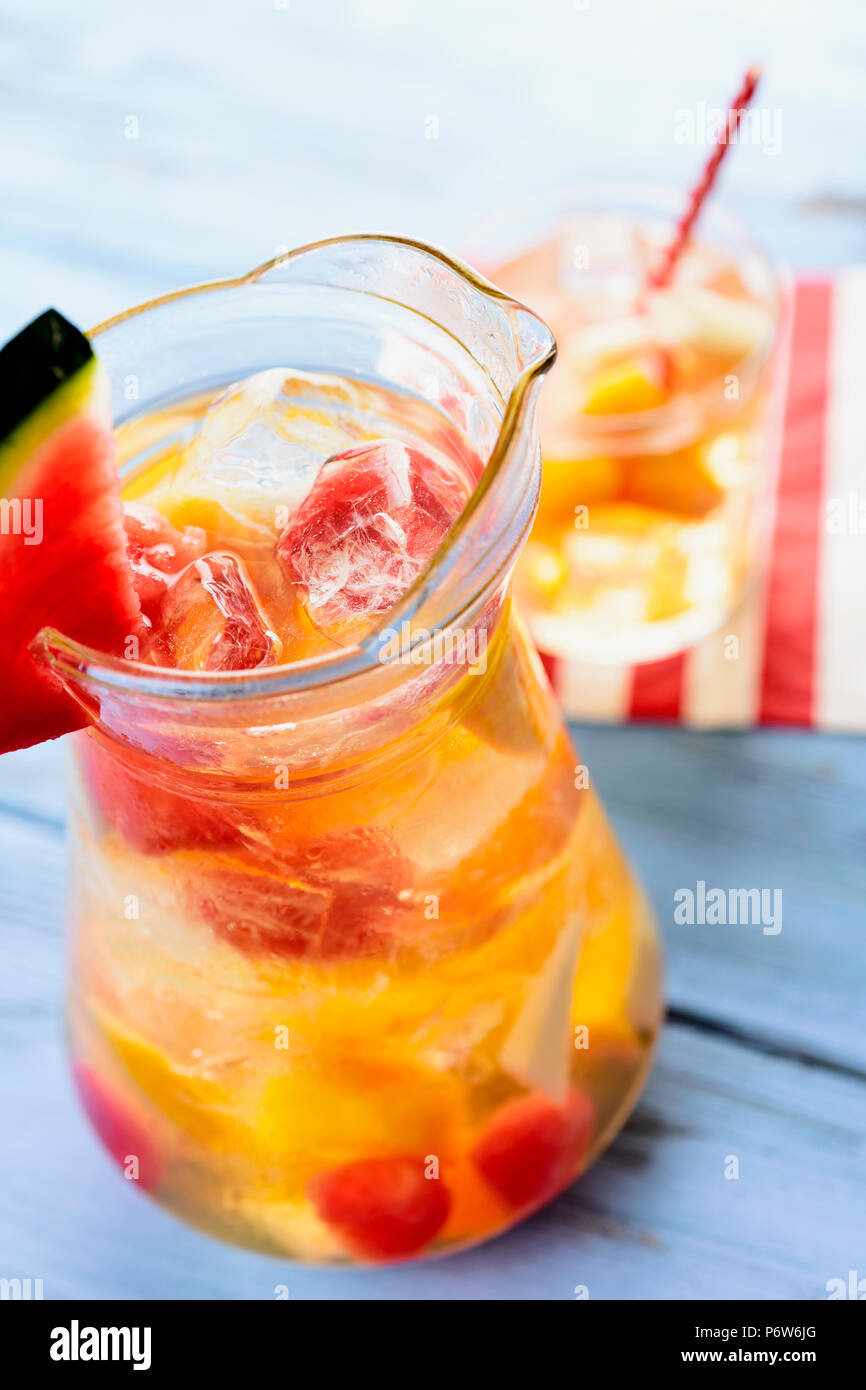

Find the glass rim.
xmin=39 ymin=233 xmax=555 ymax=703
xmin=466 ymin=178 xmax=781 ymax=436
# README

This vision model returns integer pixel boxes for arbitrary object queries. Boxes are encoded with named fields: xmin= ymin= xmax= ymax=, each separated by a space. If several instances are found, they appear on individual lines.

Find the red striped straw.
xmin=646 ymin=65 xmax=762 ymax=292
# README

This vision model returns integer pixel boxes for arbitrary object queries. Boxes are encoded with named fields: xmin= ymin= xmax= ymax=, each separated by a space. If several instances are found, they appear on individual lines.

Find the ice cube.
xmin=557 ymin=213 xmax=649 ymax=305
xmin=124 ymin=503 xmax=207 ymax=627
xmin=147 ymin=552 xmax=281 ymax=671
xmin=275 ymin=439 xmax=468 ymax=642
xmin=168 ymin=369 xmax=371 ymax=534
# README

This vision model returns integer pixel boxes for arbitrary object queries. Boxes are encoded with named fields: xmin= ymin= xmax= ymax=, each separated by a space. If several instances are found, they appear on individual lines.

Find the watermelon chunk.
xmin=80 ymin=737 xmax=242 ymax=856
xmin=187 ymin=828 xmax=415 ymax=961
xmin=308 ymin=1155 xmax=451 ymax=1261
xmin=470 ymin=1089 xmax=595 ymax=1208
xmin=123 ymin=502 xmax=206 ymax=628
xmin=0 ymin=310 xmax=142 ymax=753
xmin=73 ymin=1063 xmax=162 ymax=1191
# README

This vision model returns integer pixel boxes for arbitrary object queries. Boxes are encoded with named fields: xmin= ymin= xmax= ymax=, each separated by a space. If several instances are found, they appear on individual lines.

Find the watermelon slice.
xmin=0 ymin=310 xmax=141 ymax=753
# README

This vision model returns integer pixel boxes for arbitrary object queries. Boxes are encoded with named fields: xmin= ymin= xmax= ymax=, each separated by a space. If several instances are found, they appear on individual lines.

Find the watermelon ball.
xmin=471 ymin=1089 xmax=595 ymax=1209
xmin=308 ymin=1155 xmax=452 ymax=1261
xmin=123 ymin=503 xmax=206 ymax=629
xmin=276 ymin=439 xmax=469 ymax=641
xmin=189 ymin=827 xmax=415 ymax=962
xmin=73 ymin=1063 xmax=162 ymax=1192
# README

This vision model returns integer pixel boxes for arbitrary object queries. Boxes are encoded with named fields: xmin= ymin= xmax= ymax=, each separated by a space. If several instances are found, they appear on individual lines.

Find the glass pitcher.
xmin=42 ymin=238 xmax=662 ymax=1264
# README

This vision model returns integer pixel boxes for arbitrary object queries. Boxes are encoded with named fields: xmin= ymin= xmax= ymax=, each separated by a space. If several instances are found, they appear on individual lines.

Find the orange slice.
xmin=583 ymin=359 xmax=668 ymax=415
xmin=625 ymin=447 xmax=725 ymax=519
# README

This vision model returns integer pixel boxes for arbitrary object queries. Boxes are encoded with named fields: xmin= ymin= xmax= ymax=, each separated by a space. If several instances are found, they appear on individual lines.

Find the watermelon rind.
xmin=0 ymin=310 xmax=102 ymax=496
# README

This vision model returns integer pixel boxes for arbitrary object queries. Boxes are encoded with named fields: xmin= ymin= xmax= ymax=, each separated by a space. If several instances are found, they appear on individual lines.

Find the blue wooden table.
xmin=1 ymin=0 xmax=864 ymax=1300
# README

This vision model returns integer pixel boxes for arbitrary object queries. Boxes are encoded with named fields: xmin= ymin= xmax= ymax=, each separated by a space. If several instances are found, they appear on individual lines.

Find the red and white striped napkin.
xmin=539 ymin=272 xmax=866 ymax=731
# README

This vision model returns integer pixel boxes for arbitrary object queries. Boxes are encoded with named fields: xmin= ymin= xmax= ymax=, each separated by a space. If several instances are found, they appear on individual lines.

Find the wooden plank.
xmin=0 ymin=745 xmax=66 ymax=830
xmin=575 ymin=724 xmax=866 ymax=1073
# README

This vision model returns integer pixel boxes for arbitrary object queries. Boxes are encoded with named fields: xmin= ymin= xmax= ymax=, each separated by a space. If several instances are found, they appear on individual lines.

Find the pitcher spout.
xmin=37 ymin=235 xmax=557 ymax=719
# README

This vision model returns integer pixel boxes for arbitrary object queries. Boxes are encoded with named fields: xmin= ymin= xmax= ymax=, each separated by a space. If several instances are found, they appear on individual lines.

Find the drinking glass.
xmin=473 ymin=185 xmax=780 ymax=663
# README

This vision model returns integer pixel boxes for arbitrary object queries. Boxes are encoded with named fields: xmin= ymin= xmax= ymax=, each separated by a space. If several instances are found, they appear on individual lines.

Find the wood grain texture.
xmin=1 ymin=0 xmax=864 ymax=1300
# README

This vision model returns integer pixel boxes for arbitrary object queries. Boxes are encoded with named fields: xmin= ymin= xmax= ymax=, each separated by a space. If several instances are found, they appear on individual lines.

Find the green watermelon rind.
xmin=0 ymin=355 xmax=103 ymax=498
